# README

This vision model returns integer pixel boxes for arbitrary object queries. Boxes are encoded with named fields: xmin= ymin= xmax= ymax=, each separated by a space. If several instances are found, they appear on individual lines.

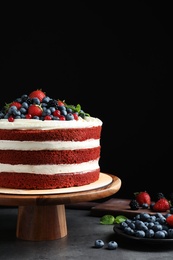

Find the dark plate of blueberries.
xmin=113 ymin=212 xmax=173 ymax=244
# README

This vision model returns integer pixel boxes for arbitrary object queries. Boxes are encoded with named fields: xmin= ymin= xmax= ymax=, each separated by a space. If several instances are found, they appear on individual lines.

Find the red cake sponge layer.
xmin=0 ymin=147 xmax=100 ymax=165
xmin=0 ymin=126 xmax=101 ymax=141
xmin=0 ymin=169 xmax=100 ymax=189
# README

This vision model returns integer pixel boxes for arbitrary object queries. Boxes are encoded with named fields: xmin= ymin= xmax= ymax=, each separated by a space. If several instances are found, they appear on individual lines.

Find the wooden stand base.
xmin=16 ymin=205 xmax=67 ymax=241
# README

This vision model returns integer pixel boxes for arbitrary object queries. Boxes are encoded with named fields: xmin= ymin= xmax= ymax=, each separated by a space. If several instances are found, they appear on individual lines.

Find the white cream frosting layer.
xmin=0 ymin=160 xmax=99 ymax=174
xmin=0 ymin=116 xmax=102 ymax=130
xmin=0 ymin=139 xmax=100 ymax=150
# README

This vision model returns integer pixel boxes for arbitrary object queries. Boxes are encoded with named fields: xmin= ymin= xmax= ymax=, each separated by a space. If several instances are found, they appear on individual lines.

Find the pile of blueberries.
xmin=115 ymin=212 xmax=173 ymax=239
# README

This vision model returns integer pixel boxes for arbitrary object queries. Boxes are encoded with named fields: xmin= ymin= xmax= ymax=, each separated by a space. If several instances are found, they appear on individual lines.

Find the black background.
xmin=0 ymin=1 xmax=172 ymax=199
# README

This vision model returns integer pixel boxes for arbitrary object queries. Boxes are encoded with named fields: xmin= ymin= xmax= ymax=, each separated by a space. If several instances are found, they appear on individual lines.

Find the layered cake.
xmin=0 ymin=90 xmax=102 ymax=189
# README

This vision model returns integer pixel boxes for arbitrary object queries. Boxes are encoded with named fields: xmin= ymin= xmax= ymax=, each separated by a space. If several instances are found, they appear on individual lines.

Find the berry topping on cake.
xmin=0 ymin=90 xmax=90 ymax=122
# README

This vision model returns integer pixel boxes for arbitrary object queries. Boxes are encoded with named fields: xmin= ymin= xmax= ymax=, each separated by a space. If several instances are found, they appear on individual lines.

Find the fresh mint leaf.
xmin=100 ymin=215 xmax=115 ymax=225
xmin=114 ymin=215 xmax=127 ymax=224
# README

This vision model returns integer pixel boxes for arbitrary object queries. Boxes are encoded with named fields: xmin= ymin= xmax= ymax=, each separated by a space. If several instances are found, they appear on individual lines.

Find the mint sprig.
xmin=65 ymin=103 xmax=90 ymax=118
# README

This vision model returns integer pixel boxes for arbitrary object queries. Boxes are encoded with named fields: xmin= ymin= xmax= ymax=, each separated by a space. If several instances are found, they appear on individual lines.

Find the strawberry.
xmin=135 ymin=191 xmax=151 ymax=206
xmin=28 ymin=104 xmax=43 ymax=117
xmin=9 ymin=101 xmax=22 ymax=110
xmin=29 ymin=89 xmax=46 ymax=102
xmin=166 ymin=215 xmax=173 ymax=227
xmin=152 ymin=198 xmax=170 ymax=212
xmin=57 ymin=100 xmax=65 ymax=106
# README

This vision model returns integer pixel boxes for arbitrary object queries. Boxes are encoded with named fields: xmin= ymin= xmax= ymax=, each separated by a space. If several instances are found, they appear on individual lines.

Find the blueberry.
xmin=135 ymin=220 xmax=148 ymax=231
xmin=22 ymin=102 xmax=29 ymax=109
xmin=8 ymin=106 xmax=17 ymax=114
xmin=32 ymin=97 xmax=40 ymax=105
xmin=119 ymin=221 xmax=128 ymax=229
xmin=141 ymin=203 xmax=149 ymax=209
xmin=128 ymin=222 xmax=135 ymax=229
xmin=162 ymin=224 xmax=169 ymax=231
xmin=20 ymin=107 xmax=27 ymax=114
xmin=66 ymin=113 xmax=74 ymax=120
xmin=145 ymin=229 xmax=155 ymax=238
xmin=162 ymin=230 xmax=168 ymax=237
xmin=152 ymin=224 xmax=163 ymax=232
xmin=66 ymin=108 xmax=73 ymax=113
xmin=135 ymin=230 xmax=145 ymax=238
xmin=94 ymin=239 xmax=104 ymax=248
xmin=168 ymin=229 xmax=173 ymax=238
xmin=61 ymin=110 xmax=67 ymax=116
xmin=154 ymin=231 xmax=166 ymax=239
xmin=107 ymin=241 xmax=118 ymax=250
xmin=155 ymin=212 xmax=164 ymax=218
xmin=124 ymin=226 xmax=135 ymax=235
xmin=42 ymin=96 xmax=50 ymax=103
xmin=156 ymin=216 xmax=166 ymax=224
xmin=147 ymin=215 xmax=156 ymax=222
xmin=150 ymin=202 xmax=155 ymax=209
xmin=49 ymin=107 xmax=56 ymax=113
xmin=165 ymin=213 xmax=172 ymax=218
xmin=140 ymin=213 xmax=150 ymax=221
xmin=148 ymin=222 xmax=154 ymax=229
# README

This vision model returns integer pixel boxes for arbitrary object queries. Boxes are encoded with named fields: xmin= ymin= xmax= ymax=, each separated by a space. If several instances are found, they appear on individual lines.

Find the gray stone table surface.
xmin=0 ymin=206 xmax=173 ymax=260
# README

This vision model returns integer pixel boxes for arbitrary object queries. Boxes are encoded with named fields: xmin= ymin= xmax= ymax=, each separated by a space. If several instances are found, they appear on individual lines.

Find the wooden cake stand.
xmin=0 ymin=173 xmax=121 ymax=241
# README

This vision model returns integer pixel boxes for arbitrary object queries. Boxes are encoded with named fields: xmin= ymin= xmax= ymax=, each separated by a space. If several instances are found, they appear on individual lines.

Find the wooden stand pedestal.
xmin=0 ymin=174 xmax=121 ymax=241
xmin=17 ymin=205 xmax=67 ymax=241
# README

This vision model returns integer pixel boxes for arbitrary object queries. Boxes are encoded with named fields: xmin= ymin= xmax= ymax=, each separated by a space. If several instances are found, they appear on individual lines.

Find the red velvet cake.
xmin=0 ymin=90 xmax=102 ymax=190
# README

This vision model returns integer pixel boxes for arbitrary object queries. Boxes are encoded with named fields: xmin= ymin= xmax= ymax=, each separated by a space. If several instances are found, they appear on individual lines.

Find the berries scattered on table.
xmin=94 ymin=239 xmax=104 ymax=248
xmin=107 ymin=241 xmax=118 ymax=250
xmin=94 ymin=239 xmax=118 ymax=250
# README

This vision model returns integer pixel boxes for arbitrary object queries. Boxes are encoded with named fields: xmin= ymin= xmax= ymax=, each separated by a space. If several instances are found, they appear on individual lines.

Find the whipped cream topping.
xmin=0 ymin=117 xmax=102 ymax=130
